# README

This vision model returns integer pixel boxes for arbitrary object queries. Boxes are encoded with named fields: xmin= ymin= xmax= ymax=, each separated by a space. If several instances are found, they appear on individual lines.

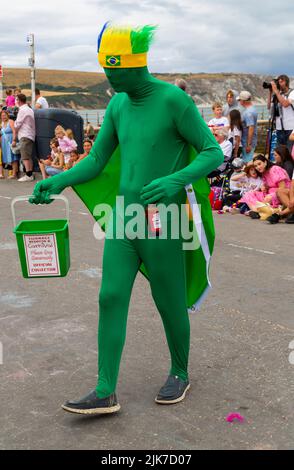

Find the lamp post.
xmin=27 ymin=33 xmax=36 ymax=107
xmin=0 ymin=65 xmax=3 ymax=105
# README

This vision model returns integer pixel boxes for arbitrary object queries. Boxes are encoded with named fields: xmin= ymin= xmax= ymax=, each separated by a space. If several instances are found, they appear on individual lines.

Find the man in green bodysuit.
xmin=31 ymin=24 xmax=223 ymax=415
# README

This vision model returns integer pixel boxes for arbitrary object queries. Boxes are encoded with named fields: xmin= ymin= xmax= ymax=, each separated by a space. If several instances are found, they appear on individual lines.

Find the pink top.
xmin=58 ymin=137 xmax=77 ymax=153
xmin=14 ymin=104 xmax=35 ymax=141
xmin=6 ymin=95 xmax=15 ymax=107
xmin=263 ymin=165 xmax=291 ymax=190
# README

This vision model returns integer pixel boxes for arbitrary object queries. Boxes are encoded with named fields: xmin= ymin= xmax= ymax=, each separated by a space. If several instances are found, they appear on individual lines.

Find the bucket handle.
xmin=11 ymin=194 xmax=70 ymax=228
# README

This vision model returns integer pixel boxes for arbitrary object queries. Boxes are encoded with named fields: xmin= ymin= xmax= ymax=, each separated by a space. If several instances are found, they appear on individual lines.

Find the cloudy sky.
xmin=1 ymin=0 xmax=293 ymax=75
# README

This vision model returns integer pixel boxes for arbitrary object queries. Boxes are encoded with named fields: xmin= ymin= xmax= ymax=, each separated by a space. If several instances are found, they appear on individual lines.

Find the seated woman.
xmin=273 ymin=145 xmax=294 ymax=179
xmin=267 ymin=173 xmax=294 ymax=224
xmin=73 ymin=139 xmax=93 ymax=166
xmin=239 ymin=154 xmax=291 ymax=219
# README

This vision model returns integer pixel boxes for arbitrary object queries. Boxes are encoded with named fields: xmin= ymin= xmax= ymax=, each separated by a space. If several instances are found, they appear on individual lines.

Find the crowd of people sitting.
xmin=204 ymin=81 xmax=294 ymax=224
xmin=209 ymin=146 xmax=294 ymax=224
xmin=38 ymin=127 xmax=93 ymax=179
xmin=1 ymin=75 xmax=294 ymax=225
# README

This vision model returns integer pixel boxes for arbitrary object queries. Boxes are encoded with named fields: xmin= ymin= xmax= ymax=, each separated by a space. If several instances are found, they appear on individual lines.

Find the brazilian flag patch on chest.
xmin=106 ymin=55 xmax=121 ymax=66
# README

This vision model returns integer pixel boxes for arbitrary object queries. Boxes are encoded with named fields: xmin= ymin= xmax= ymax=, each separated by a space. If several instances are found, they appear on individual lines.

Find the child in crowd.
xmin=55 ymin=126 xmax=77 ymax=166
xmin=65 ymin=150 xmax=79 ymax=170
xmin=273 ymin=145 xmax=294 ymax=179
xmin=228 ymin=109 xmax=242 ymax=158
xmin=44 ymin=148 xmax=64 ymax=177
xmin=208 ymin=102 xmax=229 ymax=131
xmin=231 ymin=162 xmax=263 ymax=193
xmin=66 ymin=129 xmax=78 ymax=148
xmin=223 ymin=161 xmax=264 ymax=214
xmin=239 ymin=155 xmax=291 ymax=218
xmin=5 ymin=89 xmax=15 ymax=108
xmin=39 ymin=138 xmax=62 ymax=179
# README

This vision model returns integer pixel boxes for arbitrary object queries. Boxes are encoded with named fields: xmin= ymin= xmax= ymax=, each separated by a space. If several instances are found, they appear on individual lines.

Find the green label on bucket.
xmin=23 ymin=233 xmax=60 ymax=277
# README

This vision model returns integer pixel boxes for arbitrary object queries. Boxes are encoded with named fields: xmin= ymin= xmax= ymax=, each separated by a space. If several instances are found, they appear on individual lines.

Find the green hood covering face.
xmin=104 ymin=66 xmax=154 ymax=96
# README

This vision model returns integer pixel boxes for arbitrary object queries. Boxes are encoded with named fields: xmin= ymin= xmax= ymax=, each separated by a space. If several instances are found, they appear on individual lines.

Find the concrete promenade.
xmin=0 ymin=179 xmax=293 ymax=450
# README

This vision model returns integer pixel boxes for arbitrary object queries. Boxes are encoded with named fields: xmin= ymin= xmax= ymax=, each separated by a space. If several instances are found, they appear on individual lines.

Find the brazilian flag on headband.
xmin=73 ymin=146 xmax=215 ymax=312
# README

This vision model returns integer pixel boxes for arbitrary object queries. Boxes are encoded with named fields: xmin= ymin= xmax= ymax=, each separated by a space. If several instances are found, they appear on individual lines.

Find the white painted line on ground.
xmin=78 ymin=211 xmax=89 ymax=216
xmin=284 ymin=275 xmax=294 ymax=281
xmin=79 ymin=267 xmax=102 ymax=279
xmin=0 ymin=195 xmax=12 ymax=200
xmin=226 ymin=243 xmax=275 ymax=256
xmin=0 ymin=243 xmax=17 ymax=250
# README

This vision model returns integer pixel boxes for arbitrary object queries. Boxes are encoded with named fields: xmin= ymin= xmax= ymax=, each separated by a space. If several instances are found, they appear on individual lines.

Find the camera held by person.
xmin=263 ymin=78 xmax=280 ymax=92
xmin=266 ymin=74 xmax=294 ymax=151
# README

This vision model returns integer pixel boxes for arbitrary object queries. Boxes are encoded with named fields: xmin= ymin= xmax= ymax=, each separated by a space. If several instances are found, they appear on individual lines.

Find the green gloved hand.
xmin=140 ymin=175 xmax=184 ymax=205
xmin=30 ymin=175 xmax=66 ymax=205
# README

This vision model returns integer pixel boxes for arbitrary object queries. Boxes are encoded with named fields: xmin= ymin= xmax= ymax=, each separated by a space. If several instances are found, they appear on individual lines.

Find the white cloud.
xmin=0 ymin=0 xmax=293 ymax=75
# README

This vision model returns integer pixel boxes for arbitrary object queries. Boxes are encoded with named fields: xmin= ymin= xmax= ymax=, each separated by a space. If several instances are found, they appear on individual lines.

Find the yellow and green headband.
xmin=97 ymin=23 xmax=156 ymax=69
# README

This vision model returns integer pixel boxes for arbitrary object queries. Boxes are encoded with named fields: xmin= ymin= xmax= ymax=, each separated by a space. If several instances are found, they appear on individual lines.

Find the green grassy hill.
xmin=2 ymin=67 xmax=277 ymax=109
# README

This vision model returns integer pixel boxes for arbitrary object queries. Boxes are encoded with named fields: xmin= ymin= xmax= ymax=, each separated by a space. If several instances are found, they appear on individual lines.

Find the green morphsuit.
xmin=31 ymin=25 xmax=223 ymax=399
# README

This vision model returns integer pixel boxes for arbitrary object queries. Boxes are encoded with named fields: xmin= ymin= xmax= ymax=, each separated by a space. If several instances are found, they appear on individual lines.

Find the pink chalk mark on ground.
xmin=226 ymin=413 xmax=245 ymax=423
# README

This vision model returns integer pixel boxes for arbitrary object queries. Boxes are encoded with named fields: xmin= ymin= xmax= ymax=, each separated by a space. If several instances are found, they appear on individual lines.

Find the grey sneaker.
xmin=62 ymin=389 xmax=120 ymax=415
xmin=155 ymin=375 xmax=190 ymax=405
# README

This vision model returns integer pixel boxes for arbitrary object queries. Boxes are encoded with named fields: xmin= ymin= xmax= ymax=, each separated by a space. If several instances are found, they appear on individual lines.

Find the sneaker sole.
xmin=61 ymin=403 xmax=121 ymax=415
xmin=155 ymin=383 xmax=190 ymax=405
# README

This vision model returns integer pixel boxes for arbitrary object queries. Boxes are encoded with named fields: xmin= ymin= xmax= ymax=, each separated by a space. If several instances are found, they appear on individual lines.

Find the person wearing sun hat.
xmin=30 ymin=23 xmax=223 ymax=415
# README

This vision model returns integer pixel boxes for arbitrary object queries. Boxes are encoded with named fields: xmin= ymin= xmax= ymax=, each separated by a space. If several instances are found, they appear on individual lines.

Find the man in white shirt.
xmin=35 ymin=89 xmax=49 ymax=109
xmin=13 ymin=94 xmax=36 ymax=182
xmin=267 ymin=75 xmax=294 ymax=152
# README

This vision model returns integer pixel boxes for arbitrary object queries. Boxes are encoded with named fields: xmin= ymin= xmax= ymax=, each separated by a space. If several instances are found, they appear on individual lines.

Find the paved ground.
xmin=0 ymin=178 xmax=293 ymax=450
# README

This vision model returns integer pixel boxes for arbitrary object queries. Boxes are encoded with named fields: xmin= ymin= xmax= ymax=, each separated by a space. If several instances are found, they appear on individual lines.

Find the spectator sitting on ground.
xmin=273 ymin=145 xmax=294 ymax=179
xmin=228 ymin=109 xmax=243 ymax=158
xmin=65 ymin=149 xmax=79 ymax=170
xmin=267 ymin=171 xmax=294 ymax=224
xmin=208 ymin=128 xmax=232 ymax=178
xmin=223 ymin=90 xmax=240 ymax=117
xmin=39 ymin=138 xmax=59 ymax=179
xmin=35 ymin=89 xmax=49 ymax=109
xmin=66 ymin=128 xmax=78 ymax=149
xmin=239 ymin=154 xmax=291 ymax=219
xmin=44 ymin=149 xmax=64 ymax=177
xmin=225 ymin=161 xmax=262 ymax=209
xmin=237 ymin=91 xmax=258 ymax=163
xmin=74 ymin=139 xmax=93 ymax=165
xmin=208 ymin=102 xmax=229 ymax=131
xmin=5 ymin=89 xmax=15 ymax=108
xmin=54 ymin=126 xmax=77 ymax=166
